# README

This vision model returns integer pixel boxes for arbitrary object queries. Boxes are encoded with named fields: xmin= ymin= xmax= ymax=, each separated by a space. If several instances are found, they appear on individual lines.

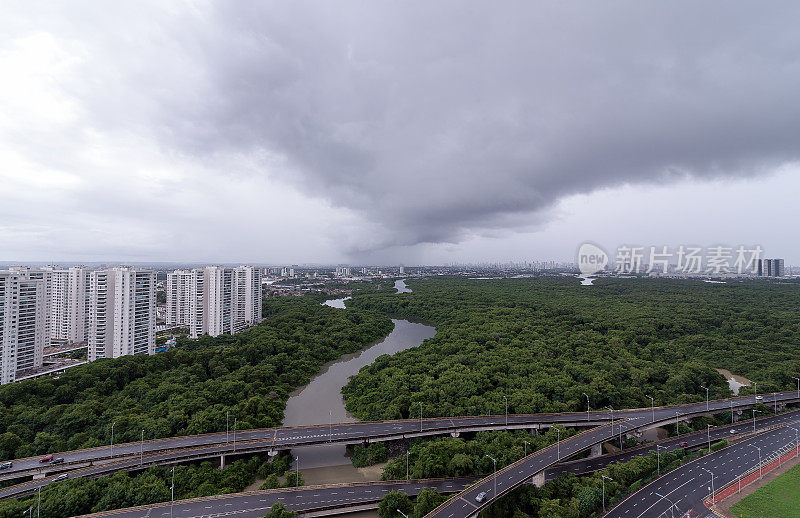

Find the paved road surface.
xmin=605 ymin=411 xmax=800 ymax=518
xmin=424 ymin=392 xmax=798 ymax=518
xmin=79 ymin=478 xmax=476 ymax=518
xmin=64 ymin=410 xmax=800 ymax=518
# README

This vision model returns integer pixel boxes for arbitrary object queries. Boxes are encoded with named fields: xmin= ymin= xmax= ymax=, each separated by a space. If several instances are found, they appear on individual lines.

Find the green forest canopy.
xmin=0 ymin=297 xmax=393 ymax=460
xmin=343 ymin=276 xmax=800 ymax=421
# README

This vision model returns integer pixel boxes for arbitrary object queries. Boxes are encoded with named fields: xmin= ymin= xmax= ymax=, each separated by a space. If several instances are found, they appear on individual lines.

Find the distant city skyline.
xmin=2 ymin=2 xmax=800 ymax=265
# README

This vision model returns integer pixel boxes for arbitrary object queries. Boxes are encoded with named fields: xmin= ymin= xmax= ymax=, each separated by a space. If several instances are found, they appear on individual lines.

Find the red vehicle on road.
xmin=678 ymin=441 xmax=689 ymax=447
xmin=39 ymin=454 xmax=53 ymax=463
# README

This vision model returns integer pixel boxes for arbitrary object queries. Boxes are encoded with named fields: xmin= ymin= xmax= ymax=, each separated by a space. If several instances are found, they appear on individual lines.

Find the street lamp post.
xmin=792 ymin=377 xmax=800 ymax=400
xmin=504 ymin=396 xmax=508 ymax=429
xmin=753 ymin=381 xmax=758 ymax=400
xmin=601 ymin=475 xmax=613 ymax=512
xmin=406 ymin=450 xmax=410 ymax=481
xmin=524 ymin=440 xmax=530 ymax=457
xmin=170 ymin=466 xmax=175 ymax=518
xmin=295 ymin=456 xmax=299 ymax=487
xmin=110 ymin=421 xmax=116 ymax=458
xmin=773 ymin=392 xmax=777 ymax=413
xmin=701 ymin=385 xmax=709 ymax=412
xmin=556 ymin=427 xmax=561 ymax=460
xmin=582 ymin=393 xmax=590 ymax=422
xmin=753 ymin=409 xmax=760 ymax=433
xmin=751 ymin=445 xmax=762 ymax=479
xmin=36 ymin=487 xmax=40 ymax=518
xmin=140 ymin=429 xmax=144 ymax=465
xmin=656 ymin=445 xmax=667 ymax=475
xmin=418 ymin=402 xmax=423 ymax=433
xmin=485 ymin=454 xmax=498 ymax=497
xmin=675 ymin=412 xmax=680 ymax=436
xmin=730 ymin=400 xmax=734 ymax=424
xmin=655 ymin=491 xmax=677 ymax=518
xmin=606 ymin=407 xmax=614 ymax=436
xmin=701 ymin=467 xmax=715 ymax=505
xmin=707 ymin=424 xmax=713 ymax=453
xmin=329 ymin=411 xmax=332 ymax=442
xmin=233 ymin=418 xmax=237 ymax=452
xmin=226 ymin=411 xmax=229 ymax=443
xmin=646 ymin=395 xmax=654 ymax=423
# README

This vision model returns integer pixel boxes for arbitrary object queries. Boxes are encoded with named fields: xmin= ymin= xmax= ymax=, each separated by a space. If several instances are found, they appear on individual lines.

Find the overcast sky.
xmin=2 ymin=1 xmax=799 ymax=265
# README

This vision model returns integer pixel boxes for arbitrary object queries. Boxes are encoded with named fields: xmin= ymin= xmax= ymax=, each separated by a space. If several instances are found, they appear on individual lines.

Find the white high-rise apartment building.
xmin=188 ymin=269 xmax=206 ymax=339
xmin=204 ymin=266 xmax=234 ymax=337
xmin=88 ymin=268 xmax=156 ymax=361
xmin=166 ymin=270 xmax=193 ymax=328
xmin=0 ymin=271 xmax=46 ymax=384
xmin=234 ymin=265 xmax=262 ymax=331
xmin=43 ymin=267 xmax=90 ymax=345
xmin=167 ymin=266 xmax=262 ymax=338
xmin=9 ymin=268 xmax=52 ymax=346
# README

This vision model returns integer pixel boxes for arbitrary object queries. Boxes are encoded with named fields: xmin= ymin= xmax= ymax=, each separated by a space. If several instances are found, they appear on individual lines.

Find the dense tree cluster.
xmin=0 ymin=454 xmax=295 ymax=517
xmin=0 ymin=297 xmax=393 ymax=460
xmin=349 ymin=442 xmax=389 ymax=467
xmin=344 ymin=277 xmax=800 ymax=421
xmin=381 ymin=428 xmax=571 ymax=480
xmin=376 ymin=488 xmax=447 ymax=518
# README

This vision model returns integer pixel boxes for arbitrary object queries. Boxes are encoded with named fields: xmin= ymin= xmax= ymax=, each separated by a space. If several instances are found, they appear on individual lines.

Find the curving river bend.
xmin=281 ymin=280 xmax=434 ymax=479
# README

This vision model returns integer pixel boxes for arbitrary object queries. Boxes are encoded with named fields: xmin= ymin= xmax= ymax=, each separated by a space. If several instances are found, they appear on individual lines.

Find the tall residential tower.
xmin=166 ymin=266 xmax=262 ymax=338
xmin=0 ymin=271 xmax=46 ymax=383
xmin=88 ymin=268 xmax=156 ymax=361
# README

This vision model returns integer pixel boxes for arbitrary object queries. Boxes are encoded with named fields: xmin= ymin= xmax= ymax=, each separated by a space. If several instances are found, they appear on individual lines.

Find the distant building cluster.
xmin=0 ymin=266 xmax=157 ymax=384
xmin=756 ymin=258 xmax=784 ymax=277
xmin=167 ymin=266 xmax=262 ymax=339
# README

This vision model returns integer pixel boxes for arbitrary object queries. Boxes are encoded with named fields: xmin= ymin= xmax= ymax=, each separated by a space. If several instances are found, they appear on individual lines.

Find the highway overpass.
xmin=424 ymin=391 xmax=799 ymax=518
xmin=59 ymin=409 xmax=800 ymax=518
xmin=0 ymin=391 xmax=796 ymax=503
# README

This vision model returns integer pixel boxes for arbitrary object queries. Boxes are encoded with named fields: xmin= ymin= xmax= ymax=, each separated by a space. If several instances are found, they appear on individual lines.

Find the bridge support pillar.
xmin=268 ymin=450 xmax=278 ymax=457
xmin=529 ymin=427 xmax=539 ymax=436
xmin=530 ymin=471 xmax=545 ymax=488
xmin=450 ymin=431 xmax=460 ymax=438
xmin=220 ymin=454 xmax=225 ymax=469
xmin=590 ymin=443 xmax=602 ymax=458
xmin=733 ymin=410 xmax=742 ymax=423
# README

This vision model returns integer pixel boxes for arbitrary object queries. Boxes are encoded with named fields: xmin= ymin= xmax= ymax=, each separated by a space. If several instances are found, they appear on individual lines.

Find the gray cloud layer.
xmin=5 ymin=1 xmax=800 ymax=258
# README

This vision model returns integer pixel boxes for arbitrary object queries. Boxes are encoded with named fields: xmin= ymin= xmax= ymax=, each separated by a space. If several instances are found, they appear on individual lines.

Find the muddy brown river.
xmin=282 ymin=280 xmax=435 ymax=472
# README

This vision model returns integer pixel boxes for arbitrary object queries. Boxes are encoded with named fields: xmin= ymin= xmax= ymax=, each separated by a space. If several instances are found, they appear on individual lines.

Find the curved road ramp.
xmin=77 ymin=478 xmax=477 ymax=518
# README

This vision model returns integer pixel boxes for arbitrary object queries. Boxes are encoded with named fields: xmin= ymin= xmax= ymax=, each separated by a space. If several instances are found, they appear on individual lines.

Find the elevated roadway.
xmin=0 ymin=392 xmax=796 ymax=504
xmin=53 ymin=409 xmax=800 ymax=518
xmin=77 ymin=478 xmax=476 ymax=518
xmin=424 ymin=392 xmax=799 ymax=518
xmin=605 ymin=410 xmax=800 ymax=517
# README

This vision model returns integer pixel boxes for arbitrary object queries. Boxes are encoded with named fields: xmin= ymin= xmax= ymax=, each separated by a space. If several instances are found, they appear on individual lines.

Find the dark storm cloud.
xmin=20 ymin=1 xmax=800 ymax=255
xmin=143 ymin=1 xmax=799 ymax=251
